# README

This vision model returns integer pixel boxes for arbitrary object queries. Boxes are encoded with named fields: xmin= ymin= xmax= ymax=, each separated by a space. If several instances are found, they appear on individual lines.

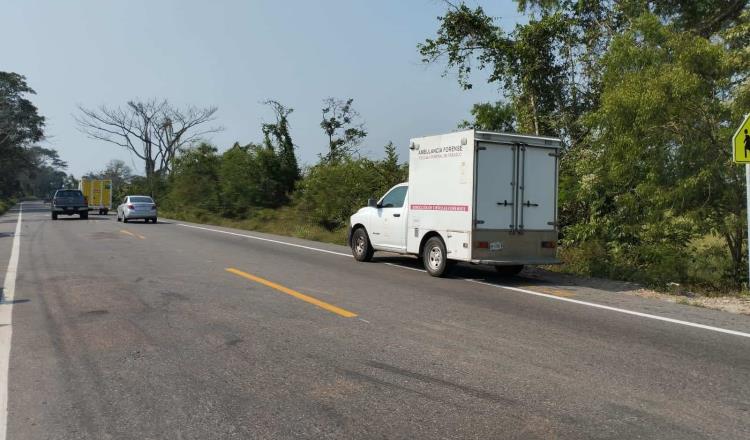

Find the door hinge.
xmin=477 ymin=146 xmax=487 ymax=151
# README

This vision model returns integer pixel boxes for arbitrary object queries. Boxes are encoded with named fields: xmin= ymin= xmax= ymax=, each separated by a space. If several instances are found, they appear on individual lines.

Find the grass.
xmin=161 ymin=206 xmax=348 ymax=246
xmin=0 ymin=198 xmax=15 ymax=216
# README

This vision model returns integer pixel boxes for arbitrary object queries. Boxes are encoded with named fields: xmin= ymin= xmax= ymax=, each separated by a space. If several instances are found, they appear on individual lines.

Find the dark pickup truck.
xmin=51 ymin=189 xmax=88 ymax=220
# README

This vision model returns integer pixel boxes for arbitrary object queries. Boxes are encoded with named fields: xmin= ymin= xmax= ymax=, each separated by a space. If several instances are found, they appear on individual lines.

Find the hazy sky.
xmin=2 ymin=0 xmax=523 ymax=176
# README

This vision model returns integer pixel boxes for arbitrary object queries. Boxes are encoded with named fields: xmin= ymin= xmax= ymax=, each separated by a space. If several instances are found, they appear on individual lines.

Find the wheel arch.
xmin=349 ymin=223 xmax=368 ymax=246
xmin=418 ymin=231 xmax=444 ymax=257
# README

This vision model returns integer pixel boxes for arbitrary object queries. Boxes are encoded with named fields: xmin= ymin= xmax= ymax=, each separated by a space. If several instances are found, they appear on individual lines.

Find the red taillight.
xmin=127 ymin=204 xmax=135 ymax=209
xmin=541 ymin=241 xmax=557 ymax=249
xmin=477 ymin=241 xmax=489 ymax=249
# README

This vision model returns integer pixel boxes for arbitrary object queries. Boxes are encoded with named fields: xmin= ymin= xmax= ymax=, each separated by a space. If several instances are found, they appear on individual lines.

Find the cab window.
xmin=380 ymin=186 xmax=408 ymax=208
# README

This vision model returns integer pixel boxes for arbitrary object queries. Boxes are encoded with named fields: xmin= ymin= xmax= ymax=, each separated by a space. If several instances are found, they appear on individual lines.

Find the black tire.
xmin=116 ymin=215 xmax=121 ymax=222
xmin=422 ymin=236 xmax=449 ymax=277
xmin=123 ymin=217 xmax=128 ymax=223
xmin=80 ymin=212 xmax=88 ymax=220
xmin=351 ymin=228 xmax=374 ymax=262
xmin=51 ymin=212 xmax=57 ymax=220
xmin=152 ymin=217 xmax=157 ymax=223
xmin=495 ymin=265 xmax=524 ymax=276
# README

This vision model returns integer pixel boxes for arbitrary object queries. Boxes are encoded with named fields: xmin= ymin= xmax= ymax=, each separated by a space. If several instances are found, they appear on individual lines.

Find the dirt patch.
xmin=524 ymin=267 xmax=750 ymax=316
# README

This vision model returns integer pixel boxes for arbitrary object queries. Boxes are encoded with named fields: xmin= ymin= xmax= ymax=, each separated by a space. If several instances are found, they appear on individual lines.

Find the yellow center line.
xmin=225 ymin=268 xmax=357 ymax=318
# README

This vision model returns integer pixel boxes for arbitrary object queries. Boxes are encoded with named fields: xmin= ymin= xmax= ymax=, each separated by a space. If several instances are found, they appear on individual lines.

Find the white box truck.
xmin=349 ymin=129 xmax=560 ymax=277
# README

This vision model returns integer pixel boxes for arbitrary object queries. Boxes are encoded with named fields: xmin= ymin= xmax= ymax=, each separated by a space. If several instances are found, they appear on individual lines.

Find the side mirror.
xmin=367 ymin=198 xmax=377 ymax=208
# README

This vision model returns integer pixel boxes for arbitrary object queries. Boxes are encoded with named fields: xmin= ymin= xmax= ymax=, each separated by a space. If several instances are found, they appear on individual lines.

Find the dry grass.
xmin=162 ymin=206 xmax=348 ymax=246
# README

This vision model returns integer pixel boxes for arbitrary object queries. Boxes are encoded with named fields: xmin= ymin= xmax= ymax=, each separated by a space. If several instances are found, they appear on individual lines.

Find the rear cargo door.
xmin=92 ymin=181 xmax=103 ymax=207
xmin=475 ymin=143 xmax=515 ymax=229
xmin=518 ymin=146 xmax=556 ymax=230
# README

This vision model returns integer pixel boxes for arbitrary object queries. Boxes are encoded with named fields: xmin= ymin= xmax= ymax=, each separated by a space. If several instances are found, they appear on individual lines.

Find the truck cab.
xmin=350 ymin=183 xmax=409 ymax=253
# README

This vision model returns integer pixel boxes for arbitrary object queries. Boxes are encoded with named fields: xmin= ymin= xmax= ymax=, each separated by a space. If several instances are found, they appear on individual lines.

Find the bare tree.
xmin=75 ymin=99 xmax=222 ymax=180
xmin=320 ymin=98 xmax=367 ymax=162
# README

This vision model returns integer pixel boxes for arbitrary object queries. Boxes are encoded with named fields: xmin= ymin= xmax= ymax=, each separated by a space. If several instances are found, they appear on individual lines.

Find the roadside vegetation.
xmin=0 ymin=72 xmax=74 ymax=208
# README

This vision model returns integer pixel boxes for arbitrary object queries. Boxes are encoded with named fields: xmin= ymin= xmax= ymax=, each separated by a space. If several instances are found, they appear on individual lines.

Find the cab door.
xmin=371 ymin=185 xmax=408 ymax=251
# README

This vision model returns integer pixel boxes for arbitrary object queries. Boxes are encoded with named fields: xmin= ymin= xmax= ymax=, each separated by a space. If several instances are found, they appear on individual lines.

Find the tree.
xmin=0 ymin=72 xmax=48 ymax=198
xmin=262 ymin=100 xmax=300 ymax=197
xmin=320 ymin=98 xmax=367 ymax=162
xmin=421 ymin=1 xmax=750 ymax=289
xmin=75 ymin=99 xmax=222 ymax=194
xmin=99 ymin=159 xmax=134 ymax=189
xmin=458 ymin=101 xmax=517 ymax=132
xmin=166 ymin=143 xmax=221 ymax=212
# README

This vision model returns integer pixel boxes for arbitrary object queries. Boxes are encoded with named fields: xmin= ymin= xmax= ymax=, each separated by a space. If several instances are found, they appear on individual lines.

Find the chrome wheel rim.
xmin=355 ymin=235 xmax=366 ymax=255
xmin=428 ymin=246 xmax=442 ymax=271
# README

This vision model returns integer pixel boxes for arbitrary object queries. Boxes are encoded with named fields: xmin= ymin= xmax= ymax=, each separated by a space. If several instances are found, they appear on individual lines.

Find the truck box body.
xmin=79 ymin=179 xmax=113 ymax=214
xmin=406 ymin=130 xmax=560 ymax=265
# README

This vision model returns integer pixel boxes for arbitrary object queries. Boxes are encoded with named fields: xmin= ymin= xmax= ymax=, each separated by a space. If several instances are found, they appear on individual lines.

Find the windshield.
xmin=130 ymin=196 xmax=154 ymax=203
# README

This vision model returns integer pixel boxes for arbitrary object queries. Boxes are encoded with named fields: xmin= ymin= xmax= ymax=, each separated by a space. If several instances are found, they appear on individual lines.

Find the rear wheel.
xmin=423 ymin=236 xmax=449 ymax=277
xmin=495 ymin=265 xmax=524 ymax=276
xmin=351 ymin=228 xmax=374 ymax=262
xmin=51 ymin=212 xmax=57 ymax=220
xmin=80 ymin=212 xmax=88 ymax=220
xmin=123 ymin=217 xmax=128 ymax=223
xmin=152 ymin=217 xmax=157 ymax=223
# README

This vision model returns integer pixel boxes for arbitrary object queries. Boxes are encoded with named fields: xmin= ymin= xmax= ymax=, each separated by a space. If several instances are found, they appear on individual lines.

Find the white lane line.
xmin=0 ymin=203 xmax=22 ymax=440
xmin=466 ymin=279 xmax=750 ymax=339
xmin=176 ymin=222 xmax=750 ymax=339
xmin=177 ymin=223 xmax=351 ymax=257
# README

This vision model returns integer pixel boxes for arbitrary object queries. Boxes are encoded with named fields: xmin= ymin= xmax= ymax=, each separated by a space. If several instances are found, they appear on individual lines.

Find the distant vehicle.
xmin=51 ymin=189 xmax=88 ymax=220
xmin=349 ymin=129 xmax=560 ymax=277
xmin=79 ymin=178 xmax=112 ymax=215
xmin=117 ymin=195 xmax=157 ymax=223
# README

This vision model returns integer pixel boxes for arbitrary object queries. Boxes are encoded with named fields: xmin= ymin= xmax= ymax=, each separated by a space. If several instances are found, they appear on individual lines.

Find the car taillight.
xmin=476 ymin=241 xmax=489 ymax=249
xmin=541 ymin=241 xmax=557 ymax=249
xmin=128 ymin=204 xmax=135 ymax=209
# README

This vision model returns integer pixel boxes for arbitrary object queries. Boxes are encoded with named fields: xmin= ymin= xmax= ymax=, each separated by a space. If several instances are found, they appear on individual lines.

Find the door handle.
xmin=497 ymin=200 xmax=513 ymax=206
xmin=523 ymin=201 xmax=539 ymax=207
xmin=393 ymin=213 xmax=401 ymax=217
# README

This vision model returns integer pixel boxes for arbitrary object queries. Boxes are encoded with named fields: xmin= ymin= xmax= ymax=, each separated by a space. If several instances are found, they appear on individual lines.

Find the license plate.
xmin=489 ymin=241 xmax=503 ymax=251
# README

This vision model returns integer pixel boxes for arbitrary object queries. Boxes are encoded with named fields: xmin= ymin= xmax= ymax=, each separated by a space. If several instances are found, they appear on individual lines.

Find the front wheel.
xmin=80 ymin=212 xmax=88 ymax=220
xmin=351 ymin=228 xmax=374 ymax=262
xmin=423 ymin=236 xmax=449 ymax=277
xmin=495 ymin=265 xmax=524 ymax=276
xmin=51 ymin=212 xmax=57 ymax=220
xmin=123 ymin=217 xmax=128 ymax=223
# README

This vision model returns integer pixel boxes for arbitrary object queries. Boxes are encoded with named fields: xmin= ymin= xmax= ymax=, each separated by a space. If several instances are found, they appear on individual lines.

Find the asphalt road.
xmin=1 ymin=201 xmax=749 ymax=439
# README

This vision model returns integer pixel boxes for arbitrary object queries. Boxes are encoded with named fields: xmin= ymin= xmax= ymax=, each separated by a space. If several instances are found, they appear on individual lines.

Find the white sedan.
xmin=117 ymin=195 xmax=158 ymax=223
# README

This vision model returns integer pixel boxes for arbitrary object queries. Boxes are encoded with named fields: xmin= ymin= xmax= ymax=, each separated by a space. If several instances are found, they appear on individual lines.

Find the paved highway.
xmin=1 ymin=201 xmax=749 ymax=439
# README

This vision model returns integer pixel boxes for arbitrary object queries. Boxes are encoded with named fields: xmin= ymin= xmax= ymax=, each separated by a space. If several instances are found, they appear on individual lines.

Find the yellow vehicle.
xmin=78 ymin=179 xmax=113 ymax=215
